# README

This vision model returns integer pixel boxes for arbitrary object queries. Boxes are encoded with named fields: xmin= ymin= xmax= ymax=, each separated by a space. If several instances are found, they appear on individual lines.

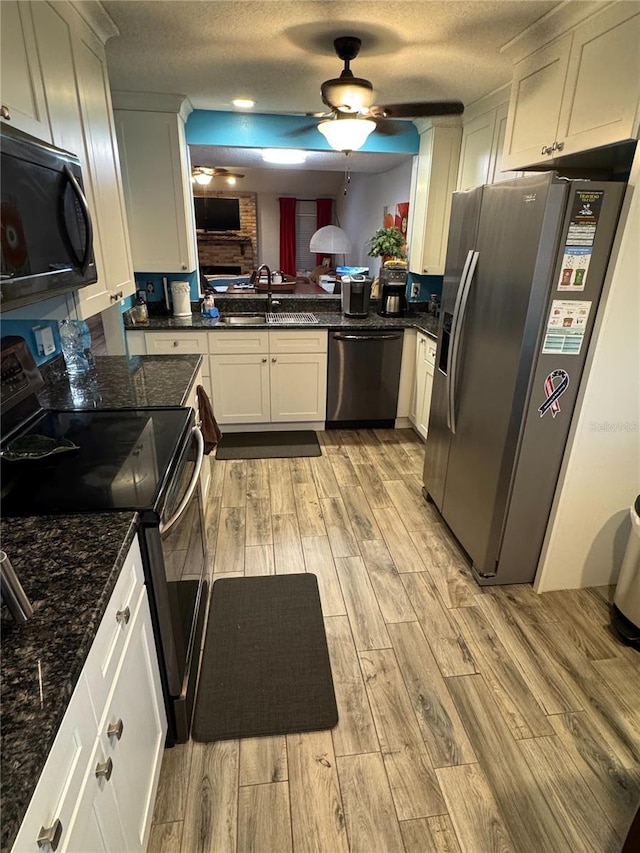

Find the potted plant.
xmin=367 ymin=226 xmax=407 ymax=264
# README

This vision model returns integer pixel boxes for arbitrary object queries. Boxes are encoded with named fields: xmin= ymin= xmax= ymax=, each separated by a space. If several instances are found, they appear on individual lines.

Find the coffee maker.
xmin=341 ymin=276 xmax=372 ymax=318
xmin=379 ymin=266 xmax=408 ymax=317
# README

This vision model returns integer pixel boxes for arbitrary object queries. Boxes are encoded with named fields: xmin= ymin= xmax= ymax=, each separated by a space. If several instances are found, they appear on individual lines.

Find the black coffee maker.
xmin=379 ymin=266 xmax=408 ymax=317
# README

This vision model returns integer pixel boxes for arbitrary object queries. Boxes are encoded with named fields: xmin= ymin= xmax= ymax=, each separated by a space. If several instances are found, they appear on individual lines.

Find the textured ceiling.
xmin=103 ymin=0 xmax=562 ymax=173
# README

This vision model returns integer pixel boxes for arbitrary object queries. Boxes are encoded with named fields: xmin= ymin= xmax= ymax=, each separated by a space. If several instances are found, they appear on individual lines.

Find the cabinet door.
xmin=558 ymin=4 xmax=640 ymax=155
xmin=418 ymin=369 xmax=434 ymax=440
xmin=457 ymin=111 xmax=496 ymax=190
xmin=98 ymin=592 xmax=165 ymax=852
xmin=210 ymin=354 xmax=270 ymax=424
xmin=0 ymin=1 xmax=51 ymax=140
xmin=502 ymin=33 xmax=572 ymax=171
xmin=270 ymin=353 xmax=327 ymax=422
xmin=412 ymin=335 xmax=428 ymax=437
xmin=73 ymin=34 xmax=134 ymax=318
xmin=114 ymin=110 xmax=197 ymax=273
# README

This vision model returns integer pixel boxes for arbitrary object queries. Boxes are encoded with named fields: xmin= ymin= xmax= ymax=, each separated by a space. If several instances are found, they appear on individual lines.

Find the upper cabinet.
xmin=456 ymin=88 xmax=518 ymax=190
xmin=408 ymin=119 xmax=462 ymax=276
xmin=113 ymin=95 xmax=199 ymax=274
xmin=502 ymin=2 xmax=640 ymax=171
xmin=0 ymin=1 xmax=134 ymax=319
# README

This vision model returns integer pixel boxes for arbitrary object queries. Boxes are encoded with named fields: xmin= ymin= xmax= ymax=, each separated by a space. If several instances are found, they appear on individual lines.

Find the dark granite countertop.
xmin=38 ymin=354 xmax=202 ymax=410
xmin=124 ymin=298 xmax=439 ymax=338
xmin=1 ymin=514 xmax=139 ymax=853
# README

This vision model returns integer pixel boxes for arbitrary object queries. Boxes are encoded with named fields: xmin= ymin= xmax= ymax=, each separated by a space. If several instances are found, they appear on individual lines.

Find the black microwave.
xmin=0 ymin=123 xmax=97 ymax=312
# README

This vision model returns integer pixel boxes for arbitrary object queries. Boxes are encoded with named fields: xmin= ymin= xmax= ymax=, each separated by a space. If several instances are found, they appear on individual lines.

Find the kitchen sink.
xmin=218 ymin=314 xmax=267 ymax=325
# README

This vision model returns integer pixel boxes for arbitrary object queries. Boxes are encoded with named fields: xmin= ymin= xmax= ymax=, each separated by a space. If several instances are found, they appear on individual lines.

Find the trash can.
xmin=612 ymin=495 xmax=640 ymax=649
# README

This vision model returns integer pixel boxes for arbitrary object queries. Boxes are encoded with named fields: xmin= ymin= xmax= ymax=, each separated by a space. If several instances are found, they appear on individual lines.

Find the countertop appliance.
xmin=327 ymin=329 xmax=403 ymax=427
xmin=1 ymin=124 xmax=97 ymax=312
xmin=379 ymin=267 xmax=408 ymax=317
xmin=423 ymin=173 xmax=625 ymax=586
xmin=0 ymin=342 xmax=207 ymax=745
xmin=341 ymin=275 xmax=372 ymax=318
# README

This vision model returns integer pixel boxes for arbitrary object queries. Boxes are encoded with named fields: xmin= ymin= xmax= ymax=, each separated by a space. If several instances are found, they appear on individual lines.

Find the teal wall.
xmin=407 ymin=272 xmax=443 ymax=304
xmin=186 ymin=110 xmax=420 ymax=154
xmin=1 ymin=319 xmax=62 ymax=366
xmin=132 ymin=270 xmax=200 ymax=303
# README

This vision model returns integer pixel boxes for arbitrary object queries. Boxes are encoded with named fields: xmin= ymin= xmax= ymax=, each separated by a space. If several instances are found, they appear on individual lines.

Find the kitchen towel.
xmin=197 ymin=385 xmax=222 ymax=454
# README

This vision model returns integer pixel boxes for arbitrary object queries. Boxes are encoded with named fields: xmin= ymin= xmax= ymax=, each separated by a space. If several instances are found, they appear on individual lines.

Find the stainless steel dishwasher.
xmin=327 ymin=330 xmax=404 ymax=427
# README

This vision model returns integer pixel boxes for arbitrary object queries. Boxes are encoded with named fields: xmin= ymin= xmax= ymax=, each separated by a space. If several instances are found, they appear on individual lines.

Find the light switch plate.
xmin=34 ymin=326 xmax=56 ymax=357
xmin=411 ymin=282 xmax=420 ymax=299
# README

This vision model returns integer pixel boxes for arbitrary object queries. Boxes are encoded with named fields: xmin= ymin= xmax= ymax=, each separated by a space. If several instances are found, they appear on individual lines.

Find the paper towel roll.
xmin=171 ymin=281 xmax=191 ymax=317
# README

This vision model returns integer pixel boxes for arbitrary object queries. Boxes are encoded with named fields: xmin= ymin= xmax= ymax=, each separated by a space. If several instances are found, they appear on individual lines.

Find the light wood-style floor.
xmin=149 ymin=428 xmax=640 ymax=853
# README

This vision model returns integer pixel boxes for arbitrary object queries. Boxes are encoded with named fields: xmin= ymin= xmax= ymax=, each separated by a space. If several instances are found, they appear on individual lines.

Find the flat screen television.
xmin=194 ymin=197 xmax=241 ymax=231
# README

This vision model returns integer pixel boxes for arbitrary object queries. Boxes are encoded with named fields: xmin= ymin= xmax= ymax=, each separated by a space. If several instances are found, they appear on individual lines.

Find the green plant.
xmin=367 ymin=226 xmax=407 ymax=259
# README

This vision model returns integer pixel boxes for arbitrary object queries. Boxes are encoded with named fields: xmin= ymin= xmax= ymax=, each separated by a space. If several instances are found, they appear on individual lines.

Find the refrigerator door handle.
xmin=449 ymin=250 xmax=479 ymax=435
xmin=446 ymin=250 xmax=475 ymax=430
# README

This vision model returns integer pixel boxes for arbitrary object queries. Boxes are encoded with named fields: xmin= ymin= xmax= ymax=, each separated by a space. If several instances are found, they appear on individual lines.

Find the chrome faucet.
xmin=256 ymin=264 xmax=279 ymax=313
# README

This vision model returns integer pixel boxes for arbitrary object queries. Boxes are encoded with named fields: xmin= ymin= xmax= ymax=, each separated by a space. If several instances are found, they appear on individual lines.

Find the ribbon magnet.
xmin=538 ymin=369 xmax=570 ymax=418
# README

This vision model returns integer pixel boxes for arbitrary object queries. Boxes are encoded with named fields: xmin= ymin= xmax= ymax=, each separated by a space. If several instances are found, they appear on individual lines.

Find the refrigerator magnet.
xmin=538 ymin=369 xmax=570 ymax=419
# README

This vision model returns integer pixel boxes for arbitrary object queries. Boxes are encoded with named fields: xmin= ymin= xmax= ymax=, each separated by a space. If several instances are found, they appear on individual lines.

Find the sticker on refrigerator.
xmin=538 ymin=369 xmax=570 ymax=418
xmin=542 ymin=299 xmax=592 ymax=356
xmin=557 ymin=189 xmax=604 ymax=291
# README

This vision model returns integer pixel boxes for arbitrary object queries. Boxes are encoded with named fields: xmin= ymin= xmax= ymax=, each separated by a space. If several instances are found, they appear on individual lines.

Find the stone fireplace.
xmin=193 ymin=190 xmax=257 ymax=275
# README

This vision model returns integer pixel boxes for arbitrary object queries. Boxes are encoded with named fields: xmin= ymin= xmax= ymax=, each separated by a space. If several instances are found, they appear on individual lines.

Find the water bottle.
xmin=59 ymin=319 xmax=94 ymax=376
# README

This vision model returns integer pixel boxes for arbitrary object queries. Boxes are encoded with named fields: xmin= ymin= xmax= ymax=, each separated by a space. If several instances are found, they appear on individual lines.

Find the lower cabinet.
xmin=12 ymin=538 xmax=166 ymax=853
xmin=410 ymin=332 xmax=437 ymax=440
xmin=270 ymin=353 xmax=327 ymax=422
xmin=210 ymin=353 xmax=271 ymax=424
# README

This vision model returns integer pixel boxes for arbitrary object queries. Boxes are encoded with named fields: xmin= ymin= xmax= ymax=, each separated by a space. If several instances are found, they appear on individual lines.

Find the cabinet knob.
xmin=181 ymin=264 xmax=187 ymax=270
xmin=110 ymin=290 xmax=123 ymax=302
xmin=37 ymin=819 xmax=62 ymax=850
xmin=173 ymin=341 xmax=179 ymax=347
xmin=107 ymin=718 xmax=124 ymax=741
xmin=95 ymin=757 xmax=113 ymax=781
xmin=115 ymin=606 xmax=130 ymax=625
xmin=422 ymin=268 xmax=428 ymax=274
xmin=271 ymin=357 xmax=277 ymax=363
xmin=1 ymin=105 xmax=10 ymax=121
xmin=261 ymin=357 xmax=267 ymax=363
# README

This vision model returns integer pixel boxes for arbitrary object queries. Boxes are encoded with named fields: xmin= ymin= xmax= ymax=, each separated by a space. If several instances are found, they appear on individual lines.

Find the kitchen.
xmin=1 ymin=1 xmax=639 ymax=851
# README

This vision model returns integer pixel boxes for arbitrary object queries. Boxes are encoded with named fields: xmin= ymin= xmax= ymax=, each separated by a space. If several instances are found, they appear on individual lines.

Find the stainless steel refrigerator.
xmin=423 ymin=173 xmax=626 ymax=586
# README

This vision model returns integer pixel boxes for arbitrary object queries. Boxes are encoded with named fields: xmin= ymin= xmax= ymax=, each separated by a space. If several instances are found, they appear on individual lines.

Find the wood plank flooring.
xmin=149 ymin=429 xmax=640 ymax=853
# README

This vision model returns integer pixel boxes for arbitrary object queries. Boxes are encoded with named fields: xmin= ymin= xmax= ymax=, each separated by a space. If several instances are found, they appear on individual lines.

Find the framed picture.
xmin=395 ymin=202 xmax=409 ymax=238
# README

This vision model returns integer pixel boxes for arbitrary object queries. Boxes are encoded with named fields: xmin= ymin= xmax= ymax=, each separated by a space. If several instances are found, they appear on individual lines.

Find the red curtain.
xmin=316 ymin=198 xmax=333 ymax=266
xmin=279 ymin=197 xmax=297 ymax=277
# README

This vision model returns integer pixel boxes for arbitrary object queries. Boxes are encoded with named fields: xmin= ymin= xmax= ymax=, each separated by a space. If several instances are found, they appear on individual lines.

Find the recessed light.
xmin=232 ymin=98 xmax=255 ymax=109
xmin=262 ymin=149 xmax=307 ymax=165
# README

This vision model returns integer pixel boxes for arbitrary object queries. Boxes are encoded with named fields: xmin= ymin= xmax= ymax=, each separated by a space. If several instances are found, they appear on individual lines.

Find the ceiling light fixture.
xmin=262 ymin=149 xmax=307 ymax=165
xmin=232 ymin=98 xmax=255 ymax=109
xmin=194 ymin=172 xmax=213 ymax=186
xmin=317 ymin=116 xmax=375 ymax=152
xmin=226 ymin=176 xmax=236 ymax=185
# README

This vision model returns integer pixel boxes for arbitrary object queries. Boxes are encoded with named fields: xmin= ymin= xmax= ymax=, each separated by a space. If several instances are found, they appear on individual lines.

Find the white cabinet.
xmin=12 ymin=539 xmax=166 ymax=853
xmin=397 ymin=328 xmax=417 ymax=423
xmin=211 ymin=352 xmax=271 ymax=424
xmin=410 ymin=332 xmax=437 ymax=440
xmin=0 ymin=1 xmax=135 ymax=320
xmin=270 ymin=354 xmax=327 ymax=422
xmin=408 ymin=119 xmax=462 ymax=276
xmin=456 ymin=88 xmax=519 ymax=190
xmin=503 ymin=4 xmax=640 ymax=170
xmin=113 ymin=95 xmax=198 ymax=274
xmin=141 ymin=330 xmax=212 ymax=402
xmin=0 ymin=1 xmax=51 ymax=140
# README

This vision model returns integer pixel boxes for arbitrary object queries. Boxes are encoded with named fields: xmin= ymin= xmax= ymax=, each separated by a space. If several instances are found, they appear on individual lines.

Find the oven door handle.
xmin=159 ymin=426 xmax=204 ymax=535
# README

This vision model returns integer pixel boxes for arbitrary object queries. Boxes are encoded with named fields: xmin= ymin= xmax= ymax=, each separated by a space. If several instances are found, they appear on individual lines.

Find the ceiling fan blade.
xmin=372 ymin=118 xmax=407 ymax=136
xmin=375 ymin=101 xmax=464 ymax=119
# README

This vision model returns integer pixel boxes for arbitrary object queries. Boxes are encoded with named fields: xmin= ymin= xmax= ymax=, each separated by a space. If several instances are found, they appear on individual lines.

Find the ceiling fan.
xmin=313 ymin=36 xmax=464 ymax=150
xmin=192 ymin=166 xmax=245 ymax=185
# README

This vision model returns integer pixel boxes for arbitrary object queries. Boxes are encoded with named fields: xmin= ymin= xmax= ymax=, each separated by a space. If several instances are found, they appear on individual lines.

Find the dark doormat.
xmin=215 ymin=430 xmax=321 ymax=460
xmin=192 ymin=574 xmax=338 ymax=741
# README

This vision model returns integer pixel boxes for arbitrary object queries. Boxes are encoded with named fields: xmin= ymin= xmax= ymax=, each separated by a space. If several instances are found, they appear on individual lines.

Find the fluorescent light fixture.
xmin=262 ymin=149 xmax=307 ymax=165
xmin=318 ymin=117 xmax=375 ymax=152
xmin=194 ymin=172 xmax=213 ymax=186
xmin=232 ymin=98 xmax=255 ymax=108
xmin=309 ymin=225 xmax=351 ymax=254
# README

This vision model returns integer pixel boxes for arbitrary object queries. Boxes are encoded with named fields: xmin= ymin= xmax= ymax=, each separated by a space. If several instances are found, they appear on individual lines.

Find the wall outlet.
xmin=410 ymin=282 xmax=420 ymax=299
xmin=146 ymin=281 xmax=155 ymax=293
xmin=33 ymin=326 xmax=56 ymax=357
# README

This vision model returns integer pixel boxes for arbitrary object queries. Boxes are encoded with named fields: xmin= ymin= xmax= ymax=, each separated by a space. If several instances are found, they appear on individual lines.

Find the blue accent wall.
xmin=407 ymin=272 xmax=443 ymax=304
xmin=186 ymin=110 xmax=420 ymax=154
xmin=133 ymin=271 xmax=200 ymax=303
xmin=1 ymin=319 xmax=62 ymax=366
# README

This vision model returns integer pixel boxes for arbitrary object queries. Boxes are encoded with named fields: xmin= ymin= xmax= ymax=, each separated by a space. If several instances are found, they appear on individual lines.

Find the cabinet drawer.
xmin=208 ymin=330 xmax=269 ymax=355
xmin=269 ymin=329 xmax=328 ymax=354
xmin=83 ymin=538 xmax=145 ymax=722
xmin=11 ymin=676 xmax=96 ymax=853
xmin=425 ymin=340 xmax=437 ymax=367
xmin=144 ymin=331 xmax=209 ymax=356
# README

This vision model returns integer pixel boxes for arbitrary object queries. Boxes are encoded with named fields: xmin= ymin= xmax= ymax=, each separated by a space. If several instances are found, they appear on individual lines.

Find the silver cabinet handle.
xmin=271 ymin=357 xmax=277 ymax=362
xmin=261 ymin=357 xmax=267 ymax=363
xmin=110 ymin=290 xmax=123 ymax=302
xmin=116 ymin=606 xmax=130 ymax=626
xmin=95 ymin=757 xmax=113 ymax=781
xmin=1 ymin=105 xmax=11 ymax=121
xmin=107 ymin=718 xmax=124 ymax=740
xmin=37 ymin=819 xmax=62 ymax=850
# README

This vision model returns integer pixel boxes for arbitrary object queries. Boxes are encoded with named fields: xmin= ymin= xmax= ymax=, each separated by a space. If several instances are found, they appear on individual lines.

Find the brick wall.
xmin=194 ymin=191 xmax=257 ymax=274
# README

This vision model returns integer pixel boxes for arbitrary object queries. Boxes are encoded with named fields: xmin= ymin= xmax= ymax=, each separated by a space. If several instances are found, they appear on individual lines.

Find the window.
xmin=295 ymin=200 xmax=317 ymax=273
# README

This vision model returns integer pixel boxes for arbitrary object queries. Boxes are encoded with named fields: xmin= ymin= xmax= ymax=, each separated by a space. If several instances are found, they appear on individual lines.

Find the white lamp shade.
xmin=194 ymin=173 xmax=213 ymax=185
xmin=317 ymin=117 xmax=376 ymax=152
xmin=309 ymin=225 xmax=351 ymax=254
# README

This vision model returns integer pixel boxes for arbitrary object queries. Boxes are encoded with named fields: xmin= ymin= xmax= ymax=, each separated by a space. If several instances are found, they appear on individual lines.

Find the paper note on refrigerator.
xmin=542 ymin=299 xmax=592 ymax=356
